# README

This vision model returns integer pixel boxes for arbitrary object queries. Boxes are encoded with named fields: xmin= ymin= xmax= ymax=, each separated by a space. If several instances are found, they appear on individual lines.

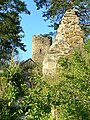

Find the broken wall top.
xmin=55 ymin=9 xmax=84 ymax=46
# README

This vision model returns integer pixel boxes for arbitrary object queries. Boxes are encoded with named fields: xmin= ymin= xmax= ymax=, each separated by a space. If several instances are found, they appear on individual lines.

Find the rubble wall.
xmin=43 ymin=9 xmax=84 ymax=75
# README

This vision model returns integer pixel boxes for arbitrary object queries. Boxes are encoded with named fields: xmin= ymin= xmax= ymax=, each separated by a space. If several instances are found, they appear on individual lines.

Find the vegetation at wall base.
xmin=0 ymin=42 xmax=90 ymax=120
xmin=57 ymin=46 xmax=90 ymax=120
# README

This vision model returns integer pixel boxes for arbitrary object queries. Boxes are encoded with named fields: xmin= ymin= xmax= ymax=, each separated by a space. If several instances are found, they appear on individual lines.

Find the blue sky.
xmin=19 ymin=0 xmax=54 ymax=61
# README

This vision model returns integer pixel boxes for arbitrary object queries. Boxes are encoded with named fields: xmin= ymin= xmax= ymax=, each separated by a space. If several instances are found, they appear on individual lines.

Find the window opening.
xmin=40 ymin=49 xmax=41 ymax=53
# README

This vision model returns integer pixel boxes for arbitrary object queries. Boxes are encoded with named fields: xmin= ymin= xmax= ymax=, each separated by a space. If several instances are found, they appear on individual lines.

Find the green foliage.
xmin=24 ymin=45 xmax=90 ymax=120
xmin=0 ymin=44 xmax=90 ymax=120
xmin=0 ymin=58 xmax=26 ymax=120
xmin=81 ymin=26 xmax=90 ymax=37
xmin=84 ymin=38 xmax=90 ymax=53
xmin=57 ymin=47 xmax=90 ymax=119
xmin=22 ymin=75 xmax=52 ymax=120
xmin=0 ymin=0 xmax=30 ymax=63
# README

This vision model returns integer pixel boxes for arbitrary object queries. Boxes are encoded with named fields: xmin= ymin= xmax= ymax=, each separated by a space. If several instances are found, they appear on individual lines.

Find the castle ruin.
xmin=32 ymin=9 xmax=84 ymax=75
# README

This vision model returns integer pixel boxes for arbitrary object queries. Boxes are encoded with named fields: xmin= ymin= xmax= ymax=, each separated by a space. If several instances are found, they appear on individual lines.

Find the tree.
xmin=0 ymin=58 xmax=51 ymax=120
xmin=34 ymin=0 xmax=90 ymax=37
xmin=0 ymin=0 xmax=30 ymax=63
xmin=0 ymin=58 xmax=24 ymax=120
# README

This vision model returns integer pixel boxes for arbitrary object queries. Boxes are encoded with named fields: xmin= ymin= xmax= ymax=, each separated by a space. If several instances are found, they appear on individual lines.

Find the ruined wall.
xmin=32 ymin=35 xmax=52 ymax=64
xmin=55 ymin=9 xmax=84 ymax=45
xmin=43 ymin=9 xmax=84 ymax=75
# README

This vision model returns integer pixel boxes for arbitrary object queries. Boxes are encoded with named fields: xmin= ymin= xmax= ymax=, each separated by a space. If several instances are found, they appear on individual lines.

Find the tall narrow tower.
xmin=32 ymin=35 xmax=52 ymax=64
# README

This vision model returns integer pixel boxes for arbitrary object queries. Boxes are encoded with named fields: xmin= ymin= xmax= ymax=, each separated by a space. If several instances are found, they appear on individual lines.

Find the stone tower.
xmin=32 ymin=35 xmax=52 ymax=64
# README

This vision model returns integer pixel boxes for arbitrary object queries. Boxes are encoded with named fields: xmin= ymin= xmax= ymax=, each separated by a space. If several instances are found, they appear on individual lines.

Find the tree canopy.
xmin=0 ymin=0 xmax=30 ymax=63
xmin=34 ymin=0 xmax=90 ymax=36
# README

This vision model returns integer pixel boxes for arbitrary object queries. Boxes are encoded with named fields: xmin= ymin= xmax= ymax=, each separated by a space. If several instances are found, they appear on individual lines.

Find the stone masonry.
xmin=32 ymin=35 xmax=52 ymax=64
xmin=42 ymin=9 xmax=84 ymax=75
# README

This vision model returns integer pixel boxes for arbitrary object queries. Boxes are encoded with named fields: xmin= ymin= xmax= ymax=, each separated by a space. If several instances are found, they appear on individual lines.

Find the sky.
xmin=19 ymin=0 xmax=54 ymax=61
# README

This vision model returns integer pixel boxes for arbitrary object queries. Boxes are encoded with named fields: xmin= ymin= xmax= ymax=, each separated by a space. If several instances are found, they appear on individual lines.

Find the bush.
xmin=57 ymin=47 xmax=90 ymax=120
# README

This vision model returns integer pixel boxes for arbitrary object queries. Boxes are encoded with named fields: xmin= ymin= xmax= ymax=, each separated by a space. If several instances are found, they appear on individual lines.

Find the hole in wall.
xmin=40 ymin=49 xmax=41 ymax=53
